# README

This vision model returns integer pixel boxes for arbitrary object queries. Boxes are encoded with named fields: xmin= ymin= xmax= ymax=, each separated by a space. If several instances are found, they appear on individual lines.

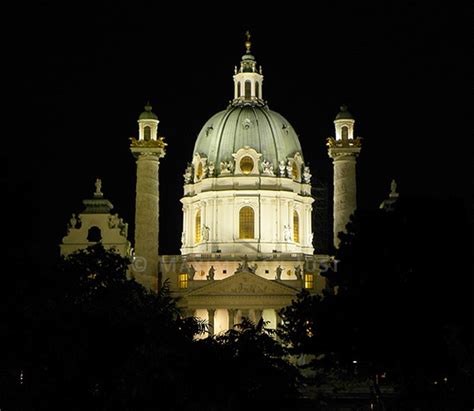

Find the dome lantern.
xmin=137 ymin=102 xmax=159 ymax=142
xmin=233 ymin=31 xmax=264 ymax=105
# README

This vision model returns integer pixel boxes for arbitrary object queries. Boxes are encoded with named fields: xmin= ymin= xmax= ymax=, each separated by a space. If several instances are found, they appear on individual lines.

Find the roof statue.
xmin=94 ymin=178 xmax=103 ymax=198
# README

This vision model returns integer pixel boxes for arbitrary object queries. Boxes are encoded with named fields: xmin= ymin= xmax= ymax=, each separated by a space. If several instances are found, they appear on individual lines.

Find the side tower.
xmin=130 ymin=104 xmax=167 ymax=291
xmin=327 ymin=105 xmax=362 ymax=248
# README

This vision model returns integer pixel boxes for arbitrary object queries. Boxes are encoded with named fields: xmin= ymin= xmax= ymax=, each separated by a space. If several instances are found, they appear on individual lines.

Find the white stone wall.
xmin=181 ymin=184 xmax=314 ymax=255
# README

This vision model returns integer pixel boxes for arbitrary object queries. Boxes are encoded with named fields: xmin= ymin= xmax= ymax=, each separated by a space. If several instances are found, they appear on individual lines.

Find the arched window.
xmin=292 ymin=162 xmax=299 ymax=180
xmin=239 ymin=206 xmax=254 ymax=239
xmin=144 ymin=126 xmax=151 ymax=141
xmin=195 ymin=210 xmax=201 ymax=243
xmin=255 ymin=81 xmax=259 ymax=98
xmin=341 ymin=126 xmax=348 ymax=141
xmin=237 ymin=82 xmax=241 ymax=97
xmin=244 ymin=81 xmax=251 ymax=99
xmin=87 ymin=226 xmax=102 ymax=242
xmin=196 ymin=162 xmax=203 ymax=180
xmin=293 ymin=210 xmax=300 ymax=243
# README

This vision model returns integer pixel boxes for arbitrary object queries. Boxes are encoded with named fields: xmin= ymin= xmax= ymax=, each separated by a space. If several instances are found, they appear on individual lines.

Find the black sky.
xmin=14 ymin=1 xmax=471 ymax=266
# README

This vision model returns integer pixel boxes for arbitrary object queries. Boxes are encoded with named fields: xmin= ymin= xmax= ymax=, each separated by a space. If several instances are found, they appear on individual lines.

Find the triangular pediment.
xmin=186 ymin=270 xmax=299 ymax=297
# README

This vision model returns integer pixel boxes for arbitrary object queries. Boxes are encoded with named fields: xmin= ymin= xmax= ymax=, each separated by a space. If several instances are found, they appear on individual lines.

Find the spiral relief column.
xmin=327 ymin=105 xmax=362 ymax=248
xmin=130 ymin=104 xmax=167 ymax=291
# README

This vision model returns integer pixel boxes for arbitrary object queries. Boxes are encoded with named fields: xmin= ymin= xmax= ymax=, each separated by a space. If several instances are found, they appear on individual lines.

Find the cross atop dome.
xmin=245 ymin=30 xmax=252 ymax=53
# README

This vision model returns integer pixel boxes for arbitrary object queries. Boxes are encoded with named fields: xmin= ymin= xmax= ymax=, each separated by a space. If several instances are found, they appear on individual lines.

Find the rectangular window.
xmin=304 ymin=273 xmax=314 ymax=289
xmin=178 ymin=273 xmax=188 ymax=289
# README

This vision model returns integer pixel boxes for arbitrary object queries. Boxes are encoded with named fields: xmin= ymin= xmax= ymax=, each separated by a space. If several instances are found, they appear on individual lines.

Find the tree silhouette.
xmin=279 ymin=198 xmax=473 ymax=408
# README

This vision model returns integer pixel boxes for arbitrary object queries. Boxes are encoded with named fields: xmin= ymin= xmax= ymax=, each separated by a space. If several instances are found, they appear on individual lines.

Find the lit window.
xmin=178 ymin=273 xmax=188 ymax=289
xmin=292 ymin=162 xmax=299 ymax=180
xmin=195 ymin=210 xmax=201 ymax=243
xmin=196 ymin=162 xmax=203 ymax=180
xmin=293 ymin=210 xmax=299 ymax=243
xmin=304 ymin=274 xmax=314 ymax=289
xmin=239 ymin=206 xmax=254 ymax=239
xmin=144 ymin=126 xmax=151 ymax=141
xmin=240 ymin=156 xmax=254 ymax=174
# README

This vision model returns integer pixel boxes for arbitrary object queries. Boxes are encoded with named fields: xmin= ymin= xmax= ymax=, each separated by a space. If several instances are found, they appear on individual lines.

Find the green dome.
xmin=194 ymin=105 xmax=304 ymax=167
xmin=139 ymin=103 xmax=158 ymax=120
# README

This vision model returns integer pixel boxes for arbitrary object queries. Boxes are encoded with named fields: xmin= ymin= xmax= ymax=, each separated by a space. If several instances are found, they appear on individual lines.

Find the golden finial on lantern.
xmin=245 ymin=30 xmax=252 ymax=53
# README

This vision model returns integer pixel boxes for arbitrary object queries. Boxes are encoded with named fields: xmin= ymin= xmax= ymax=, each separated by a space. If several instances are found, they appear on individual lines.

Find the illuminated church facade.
xmin=61 ymin=35 xmax=368 ymax=333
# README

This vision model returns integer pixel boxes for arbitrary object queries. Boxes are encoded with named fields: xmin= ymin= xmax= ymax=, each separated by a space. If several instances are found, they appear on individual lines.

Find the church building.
xmin=61 ymin=34 xmax=372 ymax=335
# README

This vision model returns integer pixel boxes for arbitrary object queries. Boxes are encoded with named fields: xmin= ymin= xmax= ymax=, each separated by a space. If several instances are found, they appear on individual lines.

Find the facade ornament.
xmin=205 ymin=126 xmax=214 ymax=137
xmin=390 ymin=179 xmax=399 ymax=197
xmin=283 ymin=225 xmax=292 ymax=241
xmin=262 ymin=159 xmax=274 ymax=175
xmin=275 ymin=265 xmax=283 ymax=280
xmin=278 ymin=160 xmax=286 ymax=177
xmin=303 ymin=166 xmax=312 ymax=184
xmin=236 ymin=255 xmax=251 ymax=273
xmin=220 ymin=160 xmax=233 ymax=175
xmin=108 ymin=213 xmax=119 ymax=228
xmin=188 ymin=264 xmax=196 ymax=280
xmin=294 ymin=265 xmax=302 ymax=280
xmin=286 ymin=160 xmax=293 ymax=178
xmin=68 ymin=213 xmax=77 ymax=232
xmin=326 ymin=137 xmax=337 ymax=148
xmin=202 ymin=225 xmax=210 ymax=241
xmin=207 ymin=161 xmax=215 ymax=177
xmin=207 ymin=265 xmax=215 ymax=280
xmin=181 ymin=231 xmax=186 ymax=246
xmin=183 ymin=164 xmax=193 ymax=184
xmin=119 ymin=222 xmax=128 ymax=237
xmin=242 ymin=118 xmax=252 ymax=129
xmin=309 ymin=232 xmax=314 ymax=244
xmin=201 ymin=163 xmax=208 ymax=179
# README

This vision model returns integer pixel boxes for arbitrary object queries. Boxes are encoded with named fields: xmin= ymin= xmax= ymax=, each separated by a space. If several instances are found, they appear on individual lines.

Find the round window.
xmin=240 ymin=156 xmax=254 ymax=175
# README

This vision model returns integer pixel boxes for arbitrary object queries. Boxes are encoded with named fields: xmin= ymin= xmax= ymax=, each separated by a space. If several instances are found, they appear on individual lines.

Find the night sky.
xmin=14 ymin=2 xmax=471 ymax=268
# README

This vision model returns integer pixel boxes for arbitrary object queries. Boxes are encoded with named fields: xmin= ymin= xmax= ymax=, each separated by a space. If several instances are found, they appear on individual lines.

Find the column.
xmin=228 ymin=309 xmax=236 ymax=330
xmin=134 ymin=154 xmax=160 ymax=291
xmin=332 ymin=154 xmax=357 ymax=248
xmin=207 ymin=309 xmax=215 ymax=336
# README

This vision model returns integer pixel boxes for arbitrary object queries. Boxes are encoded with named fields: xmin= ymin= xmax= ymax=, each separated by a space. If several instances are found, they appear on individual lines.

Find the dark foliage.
xmin=5 ymin=244 xmax=301 ymax=411
xmin=279 ymin=198 xmax=473 ymax=408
